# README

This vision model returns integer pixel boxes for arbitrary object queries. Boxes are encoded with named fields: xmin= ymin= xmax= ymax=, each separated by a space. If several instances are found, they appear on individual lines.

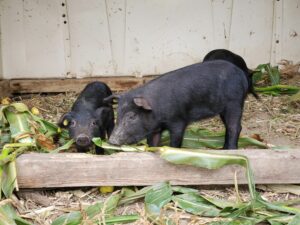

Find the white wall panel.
xmin=0 ymin=8 xmax=2 ymax=79
xmin=67 ymin=0 xmax=114 ymax=77
xmin=229 ymin=0 xmax=274 ymax=67
xmin=0 ymin=0 xmax=66 ymax=78
xmin=124 ymin=0 xmax=214 ymax=76
xmin=0 ymin=0 xmax=300 ymax=79
xmin=281 ymin=0 xmax=300 ymax=63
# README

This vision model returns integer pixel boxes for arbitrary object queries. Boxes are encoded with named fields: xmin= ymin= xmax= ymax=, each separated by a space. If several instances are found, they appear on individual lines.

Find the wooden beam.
xmin=8 ymin=76 xmax=158 ymax=94
xmin=16 ymin=150 xmax=300 ymax=188
xmin=0 ymin=80 xmax=11 ymax=97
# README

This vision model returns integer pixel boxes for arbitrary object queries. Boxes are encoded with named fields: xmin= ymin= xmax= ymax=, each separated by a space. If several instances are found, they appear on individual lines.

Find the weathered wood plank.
xmin=0 ymin=80 xmax=11 ymax=97
xmin=8 ymin=77 xmax=149 ymax=93
xmin=16 ymin=150 xmax=300 ymax=188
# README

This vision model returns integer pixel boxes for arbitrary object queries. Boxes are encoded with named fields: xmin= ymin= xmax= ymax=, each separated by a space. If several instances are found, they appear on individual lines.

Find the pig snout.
xmin=108 ymin=135 xmax=121 ymax=146
xmin=75 ymin=134 xmax=91 ymax=147
xmin=108 ymin=127 xmax=125 ymax=146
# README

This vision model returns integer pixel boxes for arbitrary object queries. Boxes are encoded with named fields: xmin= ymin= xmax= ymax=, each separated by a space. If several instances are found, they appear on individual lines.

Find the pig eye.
xmin=128 ymin=112 xmax=136 ymax=120
xmin=90 ymin=120 xmax=97 ymax=126
xmin=70 ymin=120 xmax=76 ymax=127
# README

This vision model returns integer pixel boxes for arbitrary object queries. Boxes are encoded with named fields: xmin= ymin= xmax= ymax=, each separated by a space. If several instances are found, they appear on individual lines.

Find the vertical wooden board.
xmin=1 ymin=0 xmax=26 ymax=78
xmin=1 ymin=0 xmax=66 ymax=78
xmin=281 ymin=0 xmax=300 ymax=63
xmin=124 ymin=0 xmax=214 ymax=76
xmin=0 ymin=7 xmax=2 ymax=79
xmin=210 ymin=0 xmax=233 ymax=50
xmin=229 ymin=0 xmax=274 ymax=68
xmin=67 ymin=0 xmax=114 ymax=77
xmin=105 ymin=0 xmax=126 ymax=75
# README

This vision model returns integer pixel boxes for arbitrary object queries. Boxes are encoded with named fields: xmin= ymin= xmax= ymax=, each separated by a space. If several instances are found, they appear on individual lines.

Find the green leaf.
xmin=51 ymin=211 xmax=82 ymax=225
xmin=255 ymin=85 xmax=299 ymax=96
xmin=161 ymin=128 xmax=268 ymax=149
xmin=50 ymin=139 xmax=74 ymax=153
xmin=172 ymin=186 xmax=199 ymax=194
xmin=0 ymin=203 xmax=32 ymax=225
xmin=265 ymin=64 xmax=280 ymax=85
xmin=119 ymin=186 xmax=153 ymax=205
xmin=268 ymin=221 xmax=283 ymax=225
xmin=86 ymin=193 xmax=121 ymax=218
xmin=287 ymin=214 xmax=300 ymax=225
xmin=1 ymin=161 xmax=17 ymax=198
xmin=172 ymin=193 xmax=220 ymax=217
xmin=201 ymin=195 xmax=239 ymax=209
xmin=92 ymin=137 xmax=102 ymax=147
xmin=159 ymin=148 xmax=256 ymax=199
xmin=145 ymin=182 xmax=173 ymax=222
xmin=258 ymin=199 xmax=300 ymax=215
xmin=120 ymin=187 xmax=136 ymax=197
xmin=104 ymin=215 xmax=140 ymax=224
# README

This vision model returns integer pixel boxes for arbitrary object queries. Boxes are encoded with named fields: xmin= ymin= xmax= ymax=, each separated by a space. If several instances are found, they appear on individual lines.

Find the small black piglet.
xmin=108 ymin=60 xmax=249 ymax=149
xmin=59 ymin=81 xmax=114 ymax=154
xmin=203 ymin=49 xmax=259 ymax=99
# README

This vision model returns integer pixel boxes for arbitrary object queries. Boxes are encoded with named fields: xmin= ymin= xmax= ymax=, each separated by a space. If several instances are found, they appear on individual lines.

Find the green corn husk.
xmin=144 ymin=182 xmax=173 ymax=224
xmin=252 ymin=63 xmax=280 ymax=86
xmin=94 ymin=140 xmax=300 ymax=224
xmin=51 ymin=192 xmax=139 ymax=225
xmin=1 ymin=103 xmax=34 ymax=144
xmin=0 ymin=201 xmax=32 ymax=225
xmin=255 ymin=85 xmax=300 ymax=96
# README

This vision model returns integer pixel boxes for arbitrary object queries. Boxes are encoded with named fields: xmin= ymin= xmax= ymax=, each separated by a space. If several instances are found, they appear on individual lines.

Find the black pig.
xmin=108 ymin=60 xmax=249 ymax=149
xmin=59 ymin=82 xmax=114 ymax=154
xmin=203 ymin=49 xmax=259 ymax=99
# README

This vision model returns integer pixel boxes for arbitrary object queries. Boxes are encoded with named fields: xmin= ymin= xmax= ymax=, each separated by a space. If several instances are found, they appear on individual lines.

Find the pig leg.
xmin=221 ymin=104 xmax=243 ymax=149
xmin=168 ymin=122 xmax=187 ymax=148
xmin=147 ymin=131 xmax=162 ymax=147
xmin=106 ymin=110 xmax=115 ymax=138
xmin=95 ymin=131 xmax=106 ymax=155
xmin=220 ymin=114 xmax=229 ymax=149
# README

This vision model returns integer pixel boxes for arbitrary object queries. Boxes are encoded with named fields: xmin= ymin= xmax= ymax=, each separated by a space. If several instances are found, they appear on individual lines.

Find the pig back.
xmin=130 ymin=60 xmax=248 ymax=121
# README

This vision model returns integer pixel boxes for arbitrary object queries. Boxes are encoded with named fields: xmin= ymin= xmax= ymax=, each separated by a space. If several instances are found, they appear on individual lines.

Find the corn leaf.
xmin=52 ymin=192 xmax=127 ymax=225
xmin=266 ymin=64 xmax=280 ymax=85
xmin=288 ymin=214 xmax=300 ymax=225
xmin=252 ymin=63 xmax=280 ymax=86
xmin=120 ymin=187 xmax=135 ymax=197
xmin=159 ymin=147 xmax=256 ymax=200
xmin=0 ymin=203 xmax=32 ymax=225
xmin=172 ymin=186 xmax=199 ymax=194
xmin=119 ymin=186 xmax=152 ymax=205
xmin=103 ymin=215 xmax=139 ymax=224
xmin=51 ymin=211 xmax=82 ymax=225
xmin=268 ymin=221 xmax=284 ymax=225
xmin=1 ymin=161 xmax=17 ymax=198
xmin=145 ymin=182 xmax=173 ymax=222
xmin=255 ymin=85 xmax=299 ymax=96
xmin=172 ymin=193 xmax=220 ymax=217
xmin=87 ymin=192 xmax=121 ymax=218
xmin=50 ymin=139 xmax=74 ymax=153
xmin=200 ymin=195 xmax=239 ymax=209
xmin=161 ymin=128 xmax=268 ymax=149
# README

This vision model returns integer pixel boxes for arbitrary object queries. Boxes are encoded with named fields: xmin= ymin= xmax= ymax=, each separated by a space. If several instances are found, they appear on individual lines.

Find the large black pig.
xmin=59 ymin=82 xmax=114 ymax=154
xmin=203 ymin=49 xmax=259 ymax=99
xmin=108 ymin=60 xmax=250 ymax=149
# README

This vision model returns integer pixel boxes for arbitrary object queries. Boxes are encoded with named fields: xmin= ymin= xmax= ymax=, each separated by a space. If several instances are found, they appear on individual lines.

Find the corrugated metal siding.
xmin=0 ymin=0 xmax=299 ymax=79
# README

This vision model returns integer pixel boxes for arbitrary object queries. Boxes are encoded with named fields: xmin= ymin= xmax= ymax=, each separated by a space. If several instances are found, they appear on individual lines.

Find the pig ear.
xmin=95 ymin=107 xmax=112 ymax=121
xmin=103 ymin=94 xmax=119 ymax=104
xmin=133 ymin=97 xmax=152 ymax=110
xmin=58 ymin=112 xmax=73 ymax=128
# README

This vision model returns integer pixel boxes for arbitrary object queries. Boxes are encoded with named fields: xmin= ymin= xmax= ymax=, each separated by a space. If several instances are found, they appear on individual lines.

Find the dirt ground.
xmin=6 ymin=66 xmax=300 ymax=224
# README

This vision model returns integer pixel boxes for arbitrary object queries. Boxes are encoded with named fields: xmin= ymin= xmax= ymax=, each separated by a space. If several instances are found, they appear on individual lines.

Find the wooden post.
xmin=16 ymin=150 xmax=300 ymax=188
